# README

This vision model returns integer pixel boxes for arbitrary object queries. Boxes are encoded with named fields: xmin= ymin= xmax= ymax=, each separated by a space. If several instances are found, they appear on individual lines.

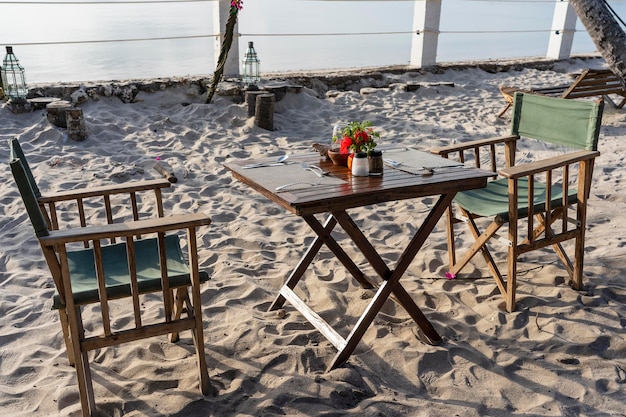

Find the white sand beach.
xmin=1 ymin=56 xmax=625 ymax=416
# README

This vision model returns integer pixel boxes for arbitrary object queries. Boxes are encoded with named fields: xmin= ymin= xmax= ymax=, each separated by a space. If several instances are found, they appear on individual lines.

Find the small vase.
xmin=328 ymin=149 xmax=350 ymax=166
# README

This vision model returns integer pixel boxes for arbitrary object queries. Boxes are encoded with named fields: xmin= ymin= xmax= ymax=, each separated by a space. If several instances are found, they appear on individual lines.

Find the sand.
xmin=1 ymin=56 xmax=625 ymax=417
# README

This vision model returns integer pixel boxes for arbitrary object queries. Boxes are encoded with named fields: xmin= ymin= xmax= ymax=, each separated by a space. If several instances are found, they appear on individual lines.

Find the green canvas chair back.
xmin=10 ymin=157 xmax=49 ymax=237
xmin=511 ymin=92 xmax=603 ymax=151
xmin=9 ymin=138 xmax=41 ymax=198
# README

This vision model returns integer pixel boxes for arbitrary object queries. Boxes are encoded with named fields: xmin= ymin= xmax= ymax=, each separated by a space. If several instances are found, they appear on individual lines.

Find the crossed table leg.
xmin=269 ymin=193 xmax=455 ymax=370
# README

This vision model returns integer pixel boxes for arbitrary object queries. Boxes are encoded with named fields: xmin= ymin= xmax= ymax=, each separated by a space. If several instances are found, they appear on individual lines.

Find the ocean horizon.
xmin=1 ymin=0 xmax=624 ymax=84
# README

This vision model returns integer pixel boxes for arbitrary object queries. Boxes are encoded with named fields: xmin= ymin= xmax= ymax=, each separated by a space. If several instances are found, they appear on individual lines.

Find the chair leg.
xmin=68 ymin=306 xmax=97 ymax=417
xmin=506 ymin=245 xmax=517 ymax=313
xmin=445 ymin=205 xmax=457 ymax=267
xmin=449 ymin=212 xmax=517 ymax=309
xmin=193 ymin=326 xmax=210 ymax=395
xmin=497 ymin=102 xmax=512 ymax=118
xmin=187 ymin=295 xmax=210 ymax=395
xmin=185 ymin=229 xmax=210 ymax=395
xmin=467 ymin=218 xmax=506 ymax=290
xmin=169 ymin=288 xmax=188 ymax=343
xmin=450 ymin=215 xmax=508 ymax=293
xmin=76 ymin=350 xmax=96 ymax=417
xmin=572 ymin=234 xmax=585 ymax=291
xmin=58 ymin=308 xmax=75 ymax=366
xmin=532 ymin=212 xmax=579 ymax=285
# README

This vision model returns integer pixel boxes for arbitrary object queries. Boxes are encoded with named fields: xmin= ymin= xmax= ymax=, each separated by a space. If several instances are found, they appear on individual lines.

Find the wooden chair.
xmin=498 ymin=68 xmax=625 ymax=117
xmin=431 ymin=93 xmax=603 ymax=312
xmin=10 ymin=156 xmax=212 ymax=417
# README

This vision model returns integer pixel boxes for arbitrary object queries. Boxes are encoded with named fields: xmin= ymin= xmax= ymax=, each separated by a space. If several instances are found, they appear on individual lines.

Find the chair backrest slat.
xmin=511 ymin=93 xmax=604 ymax=151
xmin=93 ymin=240 xmax=113 ymax=336
xmin=126 ymin=238 xmax=144 ymax=328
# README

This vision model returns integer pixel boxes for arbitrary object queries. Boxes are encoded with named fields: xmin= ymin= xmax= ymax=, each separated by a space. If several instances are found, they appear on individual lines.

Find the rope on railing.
xmin=5 ymin=34 xmax=218 ymax=47
xmin=243 ymin=29 xmax=563 ymax=37
xmin=2 ymin=27 xmax=578 ymax=48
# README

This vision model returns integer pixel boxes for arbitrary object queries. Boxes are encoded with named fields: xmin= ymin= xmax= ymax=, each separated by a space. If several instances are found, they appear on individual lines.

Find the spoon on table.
xmin=243 ymin=154 xmax=289 ymax=169
xmin=300 ymin=162 xmax=328 ymax=177
xmin=383 ymin=158 xmax=401 ymax=168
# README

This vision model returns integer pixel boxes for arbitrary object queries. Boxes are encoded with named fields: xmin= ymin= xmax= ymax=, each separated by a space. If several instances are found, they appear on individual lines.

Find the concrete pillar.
xmin=410 ymin=0 xmax=442 ymax=68
xmin=213 ymin=0 xmax=241 ymax=78
xmin=547 ymin=0 xmax=577 ymax=60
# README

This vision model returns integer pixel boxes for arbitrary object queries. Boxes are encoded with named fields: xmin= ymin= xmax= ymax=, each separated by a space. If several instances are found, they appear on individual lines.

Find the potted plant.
xmin=329 ymin=121 xmax=380 ymax=166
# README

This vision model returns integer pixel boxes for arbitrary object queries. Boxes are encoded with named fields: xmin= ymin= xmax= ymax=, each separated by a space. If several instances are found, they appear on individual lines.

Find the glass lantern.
xmin=1 ymin=46 xmax=28 ymax=100
xmin=242 ymin=41 xmax=261 ymax=86
xmin=332 ymin=122 xmax=348 ymax=148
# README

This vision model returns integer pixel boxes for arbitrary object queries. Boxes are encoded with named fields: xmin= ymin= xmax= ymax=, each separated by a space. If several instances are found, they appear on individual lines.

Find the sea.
xmin=1 ymin=0 xmax=625 ymax=84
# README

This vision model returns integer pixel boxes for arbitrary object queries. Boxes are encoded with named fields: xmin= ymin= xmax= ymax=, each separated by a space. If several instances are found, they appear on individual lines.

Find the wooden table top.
xmin=224 ymin=152 xmax=493 ymax=216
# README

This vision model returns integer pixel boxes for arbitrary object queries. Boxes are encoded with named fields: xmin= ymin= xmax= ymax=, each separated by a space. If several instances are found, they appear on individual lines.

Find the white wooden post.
xmin=410 ymin=0 xmax=442 ymax=68
xmin=547 ymin=0 xmax=577 ymax=60
xmin=213 ymin=0 xmax=240 ymax=77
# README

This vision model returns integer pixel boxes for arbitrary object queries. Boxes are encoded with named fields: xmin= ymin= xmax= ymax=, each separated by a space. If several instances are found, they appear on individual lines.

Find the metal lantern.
xmin=1 ymin=46 xmax=28 ymax=100
xmin=242 ymin=41 xmax=261 ymax=86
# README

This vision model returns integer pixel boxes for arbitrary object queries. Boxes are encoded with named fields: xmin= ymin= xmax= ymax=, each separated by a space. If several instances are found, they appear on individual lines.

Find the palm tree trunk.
xmin=206 ymin=7 xmax=239 ymax=104
xmin=569 ymin=0 xmax=626 ymax=83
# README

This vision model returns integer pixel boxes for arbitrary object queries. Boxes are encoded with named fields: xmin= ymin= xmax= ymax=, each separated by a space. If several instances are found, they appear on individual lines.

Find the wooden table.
xmin=224 ymin=152 xmax=492 ymax=370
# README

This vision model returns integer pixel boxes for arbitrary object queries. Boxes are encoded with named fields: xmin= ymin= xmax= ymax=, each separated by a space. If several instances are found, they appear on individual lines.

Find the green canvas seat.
xmin=454 ymin=177 xmax=577 ymax=222
xmin=431 ymin=93 xmax=603 ymax=312
xmin=53 ymin=234 xmax=210 ymax=309
xmin=10 ymin=154 xmax=212 ymax=417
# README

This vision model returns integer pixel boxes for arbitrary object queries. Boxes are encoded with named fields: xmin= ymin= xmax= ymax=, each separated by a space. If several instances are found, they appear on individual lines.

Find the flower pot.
xmin=328 ymin=149 xmax=350 ymax=166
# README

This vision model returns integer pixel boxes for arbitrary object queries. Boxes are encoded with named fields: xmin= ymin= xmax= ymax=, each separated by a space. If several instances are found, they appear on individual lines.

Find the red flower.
xmin=340 ymin=136 xmax=352 ymax=154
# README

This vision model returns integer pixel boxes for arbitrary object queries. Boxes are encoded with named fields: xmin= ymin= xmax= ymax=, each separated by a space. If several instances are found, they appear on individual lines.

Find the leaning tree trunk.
xmin=569 ymin=0 xmax=626 ymax=84
xmin=206 ymin=6 xmax=239 ymax=104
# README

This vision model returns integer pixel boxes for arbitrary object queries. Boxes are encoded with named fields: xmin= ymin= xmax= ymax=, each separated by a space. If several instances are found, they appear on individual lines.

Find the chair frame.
xmin=431 ymin=93 xmax=603 ymax=312
xmin=9 ymin=143 xmax=212 ymax=417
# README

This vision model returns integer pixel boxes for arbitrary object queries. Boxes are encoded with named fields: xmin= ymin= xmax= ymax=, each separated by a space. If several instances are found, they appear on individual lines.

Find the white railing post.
xmin=410 ymin=0 xmax=442 ymax=67
xmin=213 ymin=0 xmax=240 ymax=77
xmin=547 ymin=0 xmax=577 ymax=60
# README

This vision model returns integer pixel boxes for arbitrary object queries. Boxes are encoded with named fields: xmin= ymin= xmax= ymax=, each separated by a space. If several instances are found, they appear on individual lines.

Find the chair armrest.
xmin=38 ymin=178 xmax=171 ymax=203
xmin=499 ymin=150 xmax=600 ymax=179
xmin=430 ymin=135 xmax=518 ymax=156
xmin=39 ymin=213 xmax=211 ymax=246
